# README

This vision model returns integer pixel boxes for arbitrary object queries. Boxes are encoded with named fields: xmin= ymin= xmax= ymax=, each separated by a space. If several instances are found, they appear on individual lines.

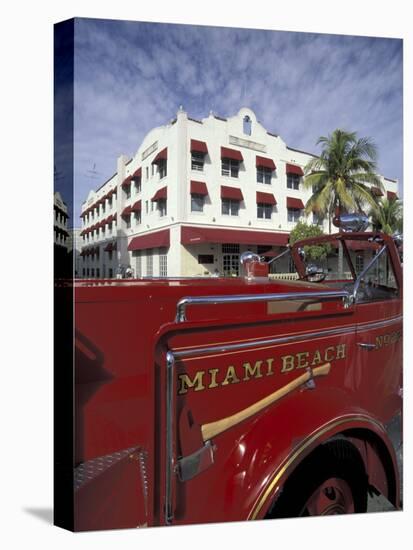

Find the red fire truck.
xmin=66 ymin=215 xmax=402 ymax=531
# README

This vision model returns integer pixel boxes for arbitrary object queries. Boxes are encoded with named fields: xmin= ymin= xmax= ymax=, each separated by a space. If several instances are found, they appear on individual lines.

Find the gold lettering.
xmin=296 ymin=351 xmax=309 ymax=369
xmin=178 ymin=371 xmax=205 ymax=395
xmin=375 ymin=336 xmax=384 ymax=349
xmin=311 ymin=349 xmax=322 ymax=366
xmin=243 ymin=360 xmax=263 ymax=381
xmin=208 ymin=368 xmax=220 ymax=389
xmin=266 ymin=358 xmax=274 ymax=376
xmin=324 ymin=346 xmax=335 ymax=362
xmin=281 ymin=355 xmax=295 ymax=373
xmin=222 ymin=366 xmax=240 ymax=386
xmin=336 ymin=343 xmax=346 ymax=360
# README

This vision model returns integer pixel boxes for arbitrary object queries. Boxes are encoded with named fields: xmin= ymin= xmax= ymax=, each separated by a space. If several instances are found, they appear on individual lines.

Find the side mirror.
xmin=305 ymin=264 xmax=326 ymax=283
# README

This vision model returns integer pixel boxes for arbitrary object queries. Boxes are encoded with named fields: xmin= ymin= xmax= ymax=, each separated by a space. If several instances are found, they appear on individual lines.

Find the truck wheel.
xmin=266 ymin=440 xmax=368 ymax=518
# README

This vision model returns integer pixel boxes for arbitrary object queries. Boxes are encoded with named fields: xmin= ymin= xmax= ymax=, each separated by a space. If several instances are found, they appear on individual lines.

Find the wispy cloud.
xmin=69 ymin=18 xmax=402 ymax=223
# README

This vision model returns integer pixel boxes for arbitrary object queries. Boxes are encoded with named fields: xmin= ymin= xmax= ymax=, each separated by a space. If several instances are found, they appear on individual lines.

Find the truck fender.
xmin=202 ymin=386 xmax=399 ymax=521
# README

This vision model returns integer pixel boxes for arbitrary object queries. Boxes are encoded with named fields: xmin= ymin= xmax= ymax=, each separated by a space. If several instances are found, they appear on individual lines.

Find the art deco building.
xmin=79 ymin=108 xmax=399 ymax=278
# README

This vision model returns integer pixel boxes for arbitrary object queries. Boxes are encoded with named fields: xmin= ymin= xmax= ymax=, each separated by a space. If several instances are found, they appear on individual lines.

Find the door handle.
xmin=357 ymin=342 xmax=376 ymax=351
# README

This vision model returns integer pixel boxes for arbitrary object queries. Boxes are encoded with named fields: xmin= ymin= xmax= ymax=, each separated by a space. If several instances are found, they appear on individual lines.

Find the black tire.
xmin=266 ymin=440 xmax=368 ymax=519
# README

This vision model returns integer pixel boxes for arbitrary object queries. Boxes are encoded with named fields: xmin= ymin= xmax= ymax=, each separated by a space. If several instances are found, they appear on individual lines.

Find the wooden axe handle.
xmin=201 ymin=363 xmax=331 ymax=442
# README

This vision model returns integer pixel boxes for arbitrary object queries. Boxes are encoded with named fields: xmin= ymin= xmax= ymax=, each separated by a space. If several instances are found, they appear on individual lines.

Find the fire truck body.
xmin=72 ymin=227 xmax=402 ymax=530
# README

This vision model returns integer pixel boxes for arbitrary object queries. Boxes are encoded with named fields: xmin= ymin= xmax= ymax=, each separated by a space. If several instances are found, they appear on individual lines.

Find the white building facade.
xmin=54 ymin=191 xmax=69 ymax=248
xmin=79 ymin=108 xmax=399 ymax=278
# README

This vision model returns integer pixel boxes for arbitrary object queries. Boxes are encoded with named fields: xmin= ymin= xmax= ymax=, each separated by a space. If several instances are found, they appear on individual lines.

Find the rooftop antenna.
xmin=86 ymin=162 xmax=101 ymax=180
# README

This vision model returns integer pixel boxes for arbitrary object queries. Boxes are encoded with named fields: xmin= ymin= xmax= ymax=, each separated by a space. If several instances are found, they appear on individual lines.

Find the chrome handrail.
xmin=175 ymin=289 xmax=352 ymax=322
xmin=352 ymin=245 xmax=387 ymax=303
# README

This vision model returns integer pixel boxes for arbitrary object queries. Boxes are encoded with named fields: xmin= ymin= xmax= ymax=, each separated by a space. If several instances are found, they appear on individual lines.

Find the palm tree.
xmin=303 ymin=129 xmax=383 ymax=234
xmin=369 ymin=197 xmax=403 ymax=235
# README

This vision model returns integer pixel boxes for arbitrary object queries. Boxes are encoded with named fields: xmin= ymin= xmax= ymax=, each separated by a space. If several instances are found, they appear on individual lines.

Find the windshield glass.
xmin=268 ymin=238 xmax=384 ymax=283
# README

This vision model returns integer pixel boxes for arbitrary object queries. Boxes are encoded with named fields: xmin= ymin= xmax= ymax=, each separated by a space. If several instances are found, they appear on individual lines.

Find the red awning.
xmin=181 ymin=226 xmax=289 ymax=246
xmin=221 ymin=146 xmax=243 ymax=161
xmin=80 ymin=250 xmax=85 ymax=257
xmin=152 ymin=148 xmax=168 ymax=164
xmin=256 ymin=156 xmax=276 ymax=170
xmin=286 ymin=163 xmax=304 ymax=176
xmin=151 ymin=187 xmax=167 ymax=201
xmin=190 ymin=181 xmax=208 ymax=195
xmin=191 ymin=139 xmax=208 ymax=154
xmin=387 ymin=191 xmax=398 ymax=200
xmin=256 ymin=191 xmax=277 ymax=205
xmin=128 ymin=229 xmax=170 ymax=251
xmin=104 ymin=242 xmax=116 ymax=252
xmin=287 ymin=197 xmax=305 ymax=209
xmin=131 ymin=200 xmax=142 ymax=212
xmin=221 ymin=185 xmax=244 ymax=201
xmin=122 ymin=206 xmax=132 ymax=217
xmin=122 ymin=176 xmax=132 ymax=187
xmin=371 ymin=186 xmax=384 ymax=196
xmin=133 ymin=167 xmax=142 ymax=178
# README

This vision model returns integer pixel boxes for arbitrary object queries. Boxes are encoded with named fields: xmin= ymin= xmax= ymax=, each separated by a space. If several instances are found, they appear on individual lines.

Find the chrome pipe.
xmin=175 ymin=289 xmax=351 ymax=323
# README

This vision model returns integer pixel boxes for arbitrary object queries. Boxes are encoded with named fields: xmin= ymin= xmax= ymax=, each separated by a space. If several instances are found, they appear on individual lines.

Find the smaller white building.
xmin=54 ymin=191 xmax=69 ymax=248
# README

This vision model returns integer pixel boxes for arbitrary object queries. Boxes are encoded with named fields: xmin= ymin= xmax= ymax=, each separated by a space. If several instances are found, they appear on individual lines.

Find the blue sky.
xmin=68 ymin=18 xmax=403 ymax=225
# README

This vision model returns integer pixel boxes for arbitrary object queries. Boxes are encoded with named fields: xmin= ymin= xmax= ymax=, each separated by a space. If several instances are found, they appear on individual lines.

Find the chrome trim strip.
xmin=165 ymin=351 xmax=175 ymax=525
xmin=172 ymin=325 xmax=355 ymax=360
xmin=356 ymin=315 xmax=402 ymax=332
xmin=175 ymin=290 xmax=351 ymax=323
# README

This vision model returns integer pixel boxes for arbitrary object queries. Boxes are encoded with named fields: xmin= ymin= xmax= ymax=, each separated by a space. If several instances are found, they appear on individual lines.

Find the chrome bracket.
xmin=177 ymin=440 xmax=215 ymax=482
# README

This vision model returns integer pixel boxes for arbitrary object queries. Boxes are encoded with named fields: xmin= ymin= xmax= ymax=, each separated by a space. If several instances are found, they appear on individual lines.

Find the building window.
xmin=108 ymin=250 xmax=113 ymax=261
xmin=222 ymin=198 xmax=239 ymax=216
xmin=257 ymin=203 xmax=272 ymax=219
xmin=222 ymin=244 xmax=240 ymax=276
xmin=108 ymin=222 xmax=112 ymax=234
xmin=257 ymin=166 xmax=272 ymax=184
xmin=108 ymin=196 xmax=113 ymax=208
xmin=134 ymin=211 xmax=141 ymax=225
xmin=243 ymin=115 xmax=252 ymax=136
xmin=158 ymin=159 xmax=167 ymax=179
xmin=146 ymin=251 xmax=153 ymax=277
xmin=125 ymin=215 xmax=131 ymax=229
xmin=134 ymin=251 xmax=142 ymax=277
xmin=146 ymin=166 xmax=149 ymax=180
xmin=91 ymin=268 xmax=95 ymax=277
xmin=124 ymin=186 xmax=131 ymax=199
xmin=287 ymin=173 xmax=300 ymax=190
xmin=145 ymin=201 xmax=148 ymax=214
xmin=222 ymin=243 xmax=240 ymax=254
xmin=221 ymin=158 xmax=239 ymax=178
xmin=151 ymin=164 xmax=155 ymax=176
xmin=191 ymin=151 xmax=205 ymax=172
xmin=287 ymin=208 xmax=301 ymax=222
xmin=198 ymin=254 xmax=214 ymax=264
xmin=312 ymin=212 xmax=324 ymax=225
xmin=96 ymin=268 xmax=100 ymax=278
xmin=108 ymin=268 xmax=113 ymax=278
xmin=158 ymin=200 xmax=167 ymax=217
xmin=355 ymin=253 xmax=364 ymax=274
xmin=86 ymin=268 xmax=90 ymax=277
xmin=159 ymin=248 xmax=168 ymax=277
xmin=134 ymin=179 xmax=141 ymax=194
xmin=101 ymin=202 xmax=105 ymax=214
xmin=191 ymin=194 xmax=205 ymax=212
